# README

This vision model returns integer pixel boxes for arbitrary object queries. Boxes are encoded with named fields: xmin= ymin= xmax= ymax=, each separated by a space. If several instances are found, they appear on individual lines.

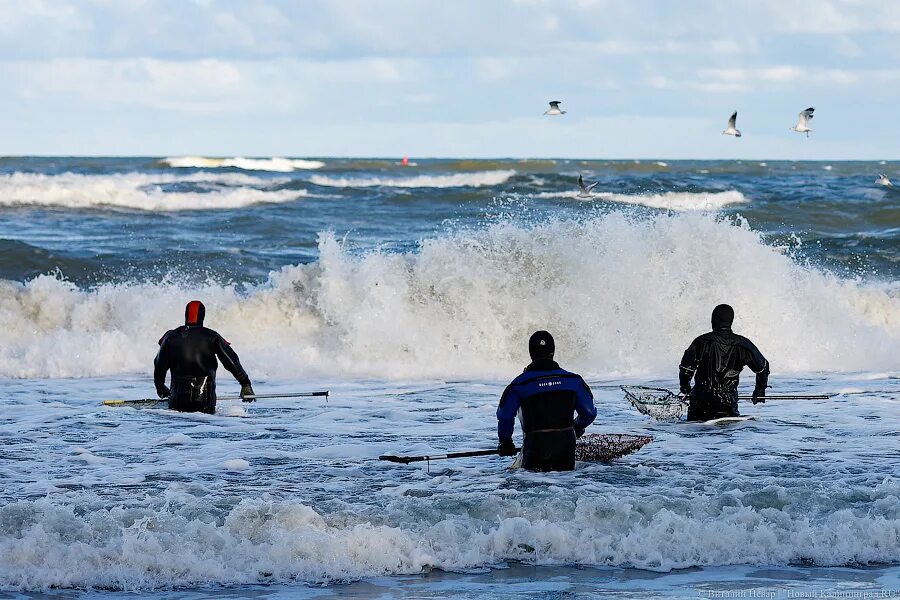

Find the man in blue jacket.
xmin=496 ymin=331 xmax=597 ymax=471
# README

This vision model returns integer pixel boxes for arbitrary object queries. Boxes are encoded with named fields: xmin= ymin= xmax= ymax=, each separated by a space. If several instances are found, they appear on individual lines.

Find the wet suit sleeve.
xmin=742 ymin=339 xmax=770 ymax=391
xmin=679 ymin=338 xmax=700 ymax=394
xmin=573 ymin=378 xmax=597 ymax=436
xmin=496 ymin=384 xmax=520 ymax=442
xmin=153 ymin=332 xmax=171 ymax=395
xmin=214 ymin=335 xmax=251 ymax=386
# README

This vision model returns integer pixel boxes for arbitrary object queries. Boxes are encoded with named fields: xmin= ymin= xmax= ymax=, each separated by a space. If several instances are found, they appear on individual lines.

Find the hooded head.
xmin=185 ymin=300 xmax=206 ymax=326
xmin=529 ymin=330 xmax=555 ymax=361
xmin=711 ymin=304 xmax=734 ymax=330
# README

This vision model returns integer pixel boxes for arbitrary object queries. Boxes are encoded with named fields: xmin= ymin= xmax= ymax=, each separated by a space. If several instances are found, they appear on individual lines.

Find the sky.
xmin=0 ymin=0 xmax=898 ymax=159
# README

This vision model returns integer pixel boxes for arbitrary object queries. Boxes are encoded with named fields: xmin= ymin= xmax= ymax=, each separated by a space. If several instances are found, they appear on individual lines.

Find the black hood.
xmin=529 ymin=330 xmax=555 ymax=360
xmin=711 ymin=304 xmax=734 ymax=330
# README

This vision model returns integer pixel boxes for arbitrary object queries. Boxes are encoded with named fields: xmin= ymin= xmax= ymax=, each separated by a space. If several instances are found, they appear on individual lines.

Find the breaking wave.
xmin=534 ymin=190 xmax=748 ymax=211
xmin=0 ymin=212 xmax=897 ymax=379
xmin=309 ymin=170 xmax=516 ymax=188
xmin=0 ymin=172 xmax=303 ymax=211
xmin=162 ymin=156 xmax=325 ymax=171
xmin=1 ymin=485 xmax=898 ymax=590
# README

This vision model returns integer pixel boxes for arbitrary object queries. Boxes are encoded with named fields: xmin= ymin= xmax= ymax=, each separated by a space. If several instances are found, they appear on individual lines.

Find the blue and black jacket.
xmin=497 ymin=359 xmax=597 ymax=471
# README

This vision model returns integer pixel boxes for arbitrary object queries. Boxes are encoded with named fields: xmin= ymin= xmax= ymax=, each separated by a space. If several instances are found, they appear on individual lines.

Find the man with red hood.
xmin=154 ymin=300 xmax=254 ymax=414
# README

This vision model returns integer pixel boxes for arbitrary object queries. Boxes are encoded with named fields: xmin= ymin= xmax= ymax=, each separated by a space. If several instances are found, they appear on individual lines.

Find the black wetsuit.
xmin=679 ymin=327 xmax=769 ymax=421
xmin=154 ymin=326 xmax=250 ymax=414
xmin=497 ymin=359 xmax=597 ymax=471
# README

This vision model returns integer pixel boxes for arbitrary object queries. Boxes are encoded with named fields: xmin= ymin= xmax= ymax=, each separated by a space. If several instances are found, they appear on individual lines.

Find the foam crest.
xmin=596 ymin=190 xmax=747 ymax=210
xmin=0 ymin=172 xmax=302 ymax=211
xmin=0 ymin=212 xmax=897 ymax=379
xmin=163 ymin=156 xmax=325 ymax=171
xmin=1 ymin=493 xmax=897 ymax=590
xmin=533 ymin=190 xmax=747 ymax=211
xmin=309 ymin=170 xmax=515 ymax=188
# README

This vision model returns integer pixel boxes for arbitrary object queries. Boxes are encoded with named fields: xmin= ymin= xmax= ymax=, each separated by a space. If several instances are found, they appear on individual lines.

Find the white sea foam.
xmin=1 ymin=367 xmax=897 ymax=592
xmin=0 ymin=172 xmax=303 ymax=211
xmin=222 ymin=459 xmax=250 ymax=471
xmin=309 ymin=170 xmax=515 ymax=188
xmin=533 ymin=190 xmax=747 ymax=211
xmin=163 ymin=156 xmax=325 ymax=171
xmin=595 ymin=190 xmax=747 ymax=211
xmin=159 ymin=433 xmax=192 ymax=445
xmin=0 ymin=212 xmax=897 ymax=379
xmin=0 ymin=491 xmax=897 ymax=590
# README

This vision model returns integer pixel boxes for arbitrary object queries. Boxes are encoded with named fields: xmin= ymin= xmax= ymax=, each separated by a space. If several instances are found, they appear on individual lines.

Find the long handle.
xmin=737 ymin=394 xmax=833 ymax=400
xmin=668 ymin=392 xmax=834 ymax=402
xmin=102 ymin=398 xmax=165 ymax=406
xmin=379 ymin=448 xmax=519 ymax=464
xmin=102 ymin=390 xmax=329 ymax=406
xmin=620 ymin=385 xmax=834 ymax=401
xmin=217 ymin=391 xmax=330 ymax=401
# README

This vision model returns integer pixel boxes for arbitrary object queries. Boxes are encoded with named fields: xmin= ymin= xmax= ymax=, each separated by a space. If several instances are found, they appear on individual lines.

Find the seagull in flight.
xmin=577 ymin=175 xmax=598 ymax=197
xmin=876 ymin=173 xmax=893 ymax=187
xmin=791 ymin=107 xmax=815 ymax=137
xmin=722 ymin=111 xmax=741 ymax=137
xmin=544 ymin=101 xmax=566 ymax=116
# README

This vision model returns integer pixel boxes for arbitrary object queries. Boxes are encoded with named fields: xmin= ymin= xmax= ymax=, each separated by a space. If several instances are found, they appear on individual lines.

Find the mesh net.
xmin=575 ymin=433 xmax=653 ymax=462
xmin=621 ymin=385 xmax=688 ymax=422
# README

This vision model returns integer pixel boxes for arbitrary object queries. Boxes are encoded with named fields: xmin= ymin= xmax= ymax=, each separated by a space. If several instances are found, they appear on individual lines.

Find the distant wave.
xmin=598 ymin=190 xmax=747 ymax=210
xmin=0 ymin=239 xmax=96 ymax=280
xmin=534 ymin=189 xmax=747 ymax=211
xmin=309 ymin=170 xmax=516 ymax=188
xmin=0 ymin=172 xmax=303 ymax=211
xmin=162 ymin=156 xmax=325 ymax=172
xmin=0 ymin=212 xmax=896 ymax=379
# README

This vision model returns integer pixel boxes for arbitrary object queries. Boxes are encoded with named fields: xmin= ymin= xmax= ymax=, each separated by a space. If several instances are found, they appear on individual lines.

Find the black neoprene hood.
xmin=711 ymin=304 xmax=734 ymax=330
xmin=529 ymin=330 xmax=556 ymax=360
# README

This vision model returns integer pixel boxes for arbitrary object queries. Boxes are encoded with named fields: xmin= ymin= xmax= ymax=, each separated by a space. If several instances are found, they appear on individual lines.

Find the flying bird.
xmin=544 ymin=101 xmax=566 ymax=116
xmin=722 ymin=111 xmax=741 ymax=137
xmin=876 ymin=173 xmax=893 ymax=187
xmin=577 ymin=175 xmax=598 ymax=197
xmin=791 ymin=107 xmax=815 ymax=137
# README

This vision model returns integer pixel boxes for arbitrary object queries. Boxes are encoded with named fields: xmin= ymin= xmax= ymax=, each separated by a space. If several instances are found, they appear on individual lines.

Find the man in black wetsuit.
xmin=496 ymin=331 xmax=597 ymax=471
xmin=154 ymin=300 xmax=254 ymax=414
xmin=679 ymin=304 xmax=770 ymax=421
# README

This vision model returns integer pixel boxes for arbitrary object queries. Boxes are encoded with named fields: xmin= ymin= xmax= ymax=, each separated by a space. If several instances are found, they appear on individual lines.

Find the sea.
xmin=0 ymin=156 xmax=898 ymax=599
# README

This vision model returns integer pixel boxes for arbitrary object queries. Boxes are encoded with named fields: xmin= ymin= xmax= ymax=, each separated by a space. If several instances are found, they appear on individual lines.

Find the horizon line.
xmin=1 ymin=154 xmax=897 ymax=162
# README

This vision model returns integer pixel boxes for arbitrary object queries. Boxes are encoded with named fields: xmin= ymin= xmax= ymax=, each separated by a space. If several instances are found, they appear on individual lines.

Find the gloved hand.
xmin=752 ymin=387 xmax=766 ymax=405
xmin=574 ymin=427 xmax=585 ymax=439
xmin=156 ymin=385 xmax=170 ymax=399
xmin=497 ymin=438 xmax=517 ymax=457
xmin=240 ymin=383 xmax=256 ymax=402
xmin=679 ymin=384 xmax=691 ymax=397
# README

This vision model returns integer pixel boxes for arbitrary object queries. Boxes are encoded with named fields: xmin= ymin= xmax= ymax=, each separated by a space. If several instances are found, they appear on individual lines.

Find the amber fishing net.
xmin=575 ymin=433 xmax=653 ymax=462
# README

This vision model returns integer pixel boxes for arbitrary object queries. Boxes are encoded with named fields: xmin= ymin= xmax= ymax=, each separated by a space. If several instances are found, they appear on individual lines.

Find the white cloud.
xmin=0 ymin=1 xmax=898 ymax=157
xmin=3 ymin=56 xmax=419 ymax=114
xmin=695 ymin=66 xmax=900 ymax=92
xmin=476 ymin=58 xmax=519 ymax=81
xmin=0 ymin=0 xmax=861 ymax=61
xmin=768 ymin=0 xmax=900 ymax=33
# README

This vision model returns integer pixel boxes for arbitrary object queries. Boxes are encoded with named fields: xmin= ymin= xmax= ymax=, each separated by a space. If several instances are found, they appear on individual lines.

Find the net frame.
xmin=621 ymin=385 xmax=688 ymax=422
